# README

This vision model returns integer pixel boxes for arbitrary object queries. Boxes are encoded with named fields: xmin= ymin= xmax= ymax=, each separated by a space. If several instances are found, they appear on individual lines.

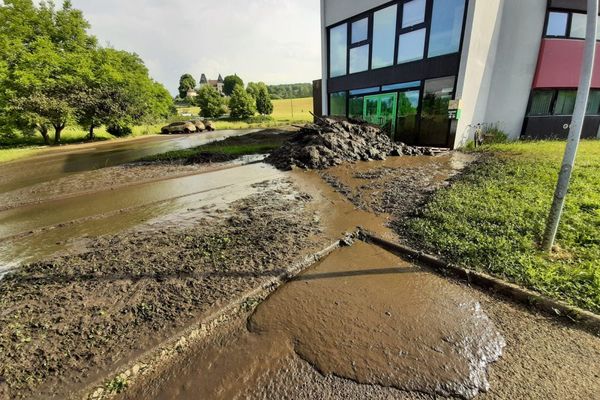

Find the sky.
xmin=68 ymin=0 xmax=322 ymax=94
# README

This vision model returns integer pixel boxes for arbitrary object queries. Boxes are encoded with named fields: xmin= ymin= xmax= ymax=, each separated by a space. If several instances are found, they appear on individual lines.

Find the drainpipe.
xmin=542 ymin=0 xmax=598 ymax=252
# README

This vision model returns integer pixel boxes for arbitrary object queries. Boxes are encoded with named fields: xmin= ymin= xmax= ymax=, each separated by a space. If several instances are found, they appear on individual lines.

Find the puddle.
xmin=0 ymin=162 xmax=284 ymax=275
xmin=148 ymin=242 xmax=505 ymax=400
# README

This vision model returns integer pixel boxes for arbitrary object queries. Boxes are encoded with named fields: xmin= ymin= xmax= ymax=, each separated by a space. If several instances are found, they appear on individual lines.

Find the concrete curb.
xmin=80 ymin=237 xmax=346 ymax=400
xmin=361 ymin=231 xmax=600 ymax=337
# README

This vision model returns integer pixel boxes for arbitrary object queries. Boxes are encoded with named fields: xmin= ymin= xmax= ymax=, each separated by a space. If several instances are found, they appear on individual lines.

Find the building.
xmin=186 ymin=88 xmax=198 ymax=98
xmin=317 ymin=0 xmax=600 ymax=148
xmin=199 ymin=73 xmax=225 ymax=95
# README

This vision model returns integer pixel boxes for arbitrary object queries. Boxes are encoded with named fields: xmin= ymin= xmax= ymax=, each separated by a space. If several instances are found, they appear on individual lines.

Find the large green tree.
xmin=223 ymin=74 xmax=243 ymax=97
xmin=229 ymin=84 xmax=256 ymax=119
xmin=178 ymin=73 xmax=196 ymax=99
xmin=196 ymin=85 xmax=226 ymax=118
xmin=256 ymin=85 xmax=273 ymax=116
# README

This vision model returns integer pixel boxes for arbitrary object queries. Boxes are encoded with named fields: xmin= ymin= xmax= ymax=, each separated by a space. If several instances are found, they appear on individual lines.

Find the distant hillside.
xmin=268 ymin=83 xmax=313 ymax=99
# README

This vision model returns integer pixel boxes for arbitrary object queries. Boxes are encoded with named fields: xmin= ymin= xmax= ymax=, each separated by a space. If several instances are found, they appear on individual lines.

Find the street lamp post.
xmin=542 ymin=0 xmax=598 ymax=252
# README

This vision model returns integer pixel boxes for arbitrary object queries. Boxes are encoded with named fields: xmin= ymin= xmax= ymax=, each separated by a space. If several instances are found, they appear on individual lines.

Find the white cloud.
xmin=69 ymin=0 xmax=322 ymax=94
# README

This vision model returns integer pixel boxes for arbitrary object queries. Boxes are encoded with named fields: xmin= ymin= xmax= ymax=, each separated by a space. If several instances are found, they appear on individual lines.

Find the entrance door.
xmin=395 ymin=90 xmax=420 ymax=144
xmin=419 ymin=76 xmax=455 ymax=147
xmin=363 ymin=93 xmax=398 ymax=137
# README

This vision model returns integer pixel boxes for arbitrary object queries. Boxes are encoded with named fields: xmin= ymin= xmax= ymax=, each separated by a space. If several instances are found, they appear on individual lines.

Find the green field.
xmin=402 ymin=140 xmax=600 ymax=313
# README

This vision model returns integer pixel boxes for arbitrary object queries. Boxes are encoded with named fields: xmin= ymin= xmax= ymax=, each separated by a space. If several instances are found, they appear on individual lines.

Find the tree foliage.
xmin=229 ymin=84 xmax=256 ymax=119
xmin=223 ymin=74 xmax=243 ymax=97
xmin=195 ymin=85 xmax=226 ymax=118
xmin=267 ymin=83 xmax=312 ymax=99
xmin=255 ymin=84 xmax=273 ymax=115
xmin=178 ymin=73 xmax=196 ymax=98
xmin=0 ymin=0 xmax=174 ymax=145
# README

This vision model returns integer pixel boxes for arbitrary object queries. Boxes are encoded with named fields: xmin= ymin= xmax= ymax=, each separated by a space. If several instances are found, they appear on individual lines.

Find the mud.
xmin=0 ymin=179 xmax=321 ymax=399
xmin=139 ymin=242 xmax=504 ymax=400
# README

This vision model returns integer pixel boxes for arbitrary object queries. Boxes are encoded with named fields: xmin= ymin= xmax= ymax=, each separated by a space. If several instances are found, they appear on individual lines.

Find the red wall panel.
xmin=533 ymin=39 xmax=600 ymax=89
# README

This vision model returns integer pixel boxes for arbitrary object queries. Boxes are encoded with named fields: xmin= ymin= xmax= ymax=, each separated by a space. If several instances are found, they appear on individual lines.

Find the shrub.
xmin=229 ymin=85 xmax=256 ymax=119
xmin=106 ymin=125 xmax=132 ymax=137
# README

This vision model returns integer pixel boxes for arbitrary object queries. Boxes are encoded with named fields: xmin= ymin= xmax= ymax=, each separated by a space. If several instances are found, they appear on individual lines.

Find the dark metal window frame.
xmin=543 ymin=8 xmax=600 ymax=40
xmin=526 ymin=88 xmax=600 ymax=116
xmin=327 ymin=0 xmax=453 ymax=80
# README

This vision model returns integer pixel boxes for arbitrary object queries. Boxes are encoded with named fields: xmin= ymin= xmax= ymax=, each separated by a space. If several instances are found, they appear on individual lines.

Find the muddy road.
xmin=0 ymin=129 xmax=259 ymax=194
xmin=1 ymin=137 xmax=599 ymax=400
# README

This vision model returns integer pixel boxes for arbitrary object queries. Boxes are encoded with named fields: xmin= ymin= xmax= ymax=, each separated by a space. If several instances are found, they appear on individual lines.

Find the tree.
xmin=229 ymin=84 xmax=256 ymax=119
xmin=223 ymin=74 xmax=243 ymax=96
xmin=246 ymin=82 xmax=261 ymax=99
xmin=178 ymin=73 xmax=196 ymax=98
xmin=196 ymin=85 xmax=226 ymax=118
xmin=256 ymin=85 xmax=273 ymax=115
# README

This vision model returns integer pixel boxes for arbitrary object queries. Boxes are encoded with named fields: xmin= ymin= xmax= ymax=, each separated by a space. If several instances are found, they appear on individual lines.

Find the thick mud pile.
xmin=267 ymin=118 xmax=439 ymax=170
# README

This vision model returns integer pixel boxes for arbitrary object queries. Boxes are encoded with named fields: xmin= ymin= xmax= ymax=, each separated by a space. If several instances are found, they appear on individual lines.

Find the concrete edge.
xmin=361 ymin=230 xmax=600 ymax=337
xmin=81 ymin=236 xmax=349 ymax=400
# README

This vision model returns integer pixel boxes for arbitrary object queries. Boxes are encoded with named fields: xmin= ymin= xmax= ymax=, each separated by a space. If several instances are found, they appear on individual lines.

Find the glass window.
xmin=428 ymin=0 xmax=466 ymax=58
xmin=349 ymin=97 xmax=365 ymax=119
xmin=349 ymin=87 xmax=380 ymax=95
xmin=571 ymin=13 xmax=586 ymax=39
xmin=398 ymin=28 xmax=426 ymax=63
xmin=546 ymin=12 xmax=568 ymax=36
xmin=349 ymin=45 xmax=369 ymax=73
xmin=351 ymin=18 xmax=369 ymax=43
xmin=403 ymin=0 xmax=426 ymax=28
xmin=587 ymin=90 xmax=600 ymax=115
xmin=420 ymin=76 xmax=455 ymax=146
xmin=554 ymin=90 xmax=577 ymax=115
xmin=382 ymin=81 xmax=421 ymax=91
xmin=330 ymin=24 xmax=347 ymax=77
xmin=330 ymin=91 xmax=347 ymax=116
xmin=372 ymin=5 xmax=397 ymax=69
xmin=528 ymin=91 xmax=554 ymax=116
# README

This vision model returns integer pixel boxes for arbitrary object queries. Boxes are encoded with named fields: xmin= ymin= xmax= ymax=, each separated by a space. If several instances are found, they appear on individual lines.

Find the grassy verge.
xmin=401 ymin=140 xmax=600 ymax=313
xmin=142 ymin=130 xmax=295 ymax=163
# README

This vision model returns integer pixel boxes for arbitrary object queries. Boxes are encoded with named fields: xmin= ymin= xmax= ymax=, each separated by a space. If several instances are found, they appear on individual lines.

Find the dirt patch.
xmin=0 ymin=179 xmax=321 ymax=399
xmin=267 ymin=118 xmax=443 ymax=171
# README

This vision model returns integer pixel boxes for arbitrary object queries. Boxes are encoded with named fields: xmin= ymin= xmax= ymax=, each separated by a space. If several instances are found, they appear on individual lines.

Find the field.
xmin=402 ymin=140 xmax=600 ymax=313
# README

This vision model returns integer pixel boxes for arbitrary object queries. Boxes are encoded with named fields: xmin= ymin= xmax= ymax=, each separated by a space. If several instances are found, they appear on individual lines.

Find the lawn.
xmin=142 ymin=130 xmax=295 ymax=163
xmin=402 ymin=140 xmax=600 ymax=313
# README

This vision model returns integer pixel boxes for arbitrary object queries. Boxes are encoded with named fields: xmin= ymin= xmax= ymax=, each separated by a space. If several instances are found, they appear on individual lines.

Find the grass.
xmin=142 ymin=130 xmax=294 ymax=163
xmin=402 ymin=140 xmax=600 ymax=313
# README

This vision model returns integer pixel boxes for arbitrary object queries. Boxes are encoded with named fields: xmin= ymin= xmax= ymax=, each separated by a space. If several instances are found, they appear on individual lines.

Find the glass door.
xmin=363 ymin=93 xmax=398 ymax=137
xmin=395 ymin=90 xmax=420 ymax=144
xmin=419 ymin=76 xmax=455 ymax=147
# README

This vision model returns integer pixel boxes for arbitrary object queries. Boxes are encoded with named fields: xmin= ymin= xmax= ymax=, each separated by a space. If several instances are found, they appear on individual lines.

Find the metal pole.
xmin=542 ymin=0 xmax=598 ymax=251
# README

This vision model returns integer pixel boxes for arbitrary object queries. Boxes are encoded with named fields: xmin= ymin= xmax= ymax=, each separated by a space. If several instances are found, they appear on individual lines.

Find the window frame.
xmin=526 ymin=88 xmax=600 ymax=116
xmin=544 ymin=9 xmax=600 ymax=40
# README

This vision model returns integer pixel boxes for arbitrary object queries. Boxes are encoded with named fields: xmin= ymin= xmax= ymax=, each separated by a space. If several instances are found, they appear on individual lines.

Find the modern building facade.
xmin=318 ymin=0 xmax=600 ymax=148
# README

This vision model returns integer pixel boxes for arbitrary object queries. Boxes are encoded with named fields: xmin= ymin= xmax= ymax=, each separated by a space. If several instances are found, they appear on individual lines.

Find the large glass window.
xmin=554 ymin=90 xmax=577 ymax=115
xmin=372 ymin=5 xmax=397 ymax=69
xmin=398 ymin=28 xmax=426 ymax=63
xmin=330 ymin=91 xmax=347 ymax=116
xmin=349 ymin=97 xmax=365 ymax=119
xmin=330 ymin=24 xmax=347 ymax=77
xmin=349 ymin=45 xmax=370 ymax=74
xmin=382 ymin=81 xmax=421 ymax=91
xmin=428 ymin=0 xmax=466 ymax=58
xmin=546 ymin=12 xmax=568 ymax=37
xmin=352 ymin=18 xmax=369 ymax=43
xmin=587 ymin=90 xmax=600 ymax=115
xmin=402 ymin=0 xmax=426 ymax=28
xmin=528 ymin=91 xmax=554 ymax=116
xmin=570 ymin=13 xmax=586 ymax=39
xmin=420 ymin=76 xmax=455 ymax=146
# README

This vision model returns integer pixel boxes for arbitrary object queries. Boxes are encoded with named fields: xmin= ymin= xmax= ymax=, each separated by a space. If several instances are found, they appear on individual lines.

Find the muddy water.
xmin=147 ymin=153 xmax=505 ymax=400
xmin=151 ymin=242 xmax=504 ymax=400
xmin=0 ymin=162 xmax=284 ymax=275
xmin=0 ymin=129 xmax=259 ymax=193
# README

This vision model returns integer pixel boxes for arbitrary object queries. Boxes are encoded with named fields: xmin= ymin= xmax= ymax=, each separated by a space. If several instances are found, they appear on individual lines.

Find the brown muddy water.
xmin=0 ymin=161 xmax=283 ymax=276
xmin=0 ymin=129 xmax=259 ymax=194
xmin=136 ymin=152 xmax=506 ymax=400
xmin=147 ymin=242 xmax=504 ymax=400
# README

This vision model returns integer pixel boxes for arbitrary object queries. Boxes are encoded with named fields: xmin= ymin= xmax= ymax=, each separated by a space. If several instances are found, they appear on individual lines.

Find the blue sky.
xmin=69 ymin=0 xmax=322 ymax=94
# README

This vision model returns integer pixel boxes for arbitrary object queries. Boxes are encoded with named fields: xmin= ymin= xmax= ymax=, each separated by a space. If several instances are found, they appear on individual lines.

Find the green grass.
xmin=402 ymin=140 xmax=600 ymax=313
xmin=142 ymin=131 xmax=294 ymax=163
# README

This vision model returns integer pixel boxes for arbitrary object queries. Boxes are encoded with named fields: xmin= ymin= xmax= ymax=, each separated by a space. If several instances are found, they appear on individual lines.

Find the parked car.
xmin=203 ymin=120 xmax=215 ymax=131
xmin=191 ymin=119 xmax=206 ymax=132
xmin=160 ymin=121 xmax=197 ymax=135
